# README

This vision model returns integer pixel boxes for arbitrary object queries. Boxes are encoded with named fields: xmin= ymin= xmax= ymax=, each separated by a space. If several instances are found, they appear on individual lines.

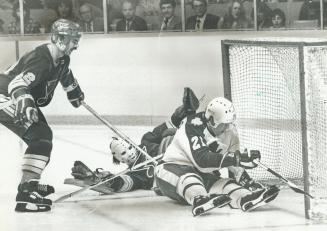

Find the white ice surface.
xmin=1 ymin=125 xmax=327 ymax=231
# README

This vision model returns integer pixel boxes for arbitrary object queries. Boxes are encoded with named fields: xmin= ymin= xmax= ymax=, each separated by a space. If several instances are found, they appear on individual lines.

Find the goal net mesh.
xmin=223 ymin=39 xmax=327 ymax=219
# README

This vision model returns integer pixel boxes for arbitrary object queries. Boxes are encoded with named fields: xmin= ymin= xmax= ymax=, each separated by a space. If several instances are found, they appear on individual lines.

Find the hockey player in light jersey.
xmin=68 ymin=88 xmax=199 ymax=194
xmin=0 ymin=19 xmax=84 ymax=212
xmin=155 ymin=97 xmax=280 ymax=216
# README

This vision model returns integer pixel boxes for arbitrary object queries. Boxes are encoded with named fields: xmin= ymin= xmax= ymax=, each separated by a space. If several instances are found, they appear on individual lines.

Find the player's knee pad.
xmin=176 ymin=173 xmax=205 ymax=198
xmin=209 ymin=178 xmax=236 ymax=194
xmin=24 ymin=122 xmax=53 ymax=143
xmin=25 ymin=139 xmax=53 ymax=158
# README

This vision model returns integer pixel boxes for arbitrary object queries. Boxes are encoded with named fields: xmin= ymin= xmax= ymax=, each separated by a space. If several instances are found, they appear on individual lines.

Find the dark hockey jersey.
xmin=111 ymin=121 xmax=175 ymax=192
xmin=0 ymin=44 xmax=77 ymax=107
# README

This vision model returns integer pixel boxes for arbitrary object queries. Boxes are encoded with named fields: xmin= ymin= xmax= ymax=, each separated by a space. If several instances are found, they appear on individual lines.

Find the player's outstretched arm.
xmin=61 ymin=70 xmax=84 ymax=108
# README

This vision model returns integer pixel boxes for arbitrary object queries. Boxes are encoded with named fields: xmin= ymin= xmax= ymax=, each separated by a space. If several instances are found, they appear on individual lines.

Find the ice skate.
xmin=192 ymin=194 xmax=231 ymax=216
xmin=15 ymin=180 xmax=53 ymax=212
xmin=241 ymin=185 xmax=280 ymax=212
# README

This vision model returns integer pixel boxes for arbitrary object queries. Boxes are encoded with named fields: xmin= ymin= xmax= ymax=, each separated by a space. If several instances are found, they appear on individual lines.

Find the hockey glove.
xmin=71 ymin=161 xmax=97 ymax=180
xmin=183 ymin=87 xmax=199 ymax=114
xmin=233 ymin=150 xmax=261 ymax=169
xmin=12 ymin=89 xmax=38 ymax=125
xmin=66 ymin=82 xmax=84 ymax=108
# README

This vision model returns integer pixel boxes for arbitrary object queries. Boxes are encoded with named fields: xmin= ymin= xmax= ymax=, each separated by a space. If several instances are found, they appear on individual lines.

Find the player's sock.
xmin=15 ymin=180 xmax=52 ymax=212
xmin=192 ymin=194 xmax=231 ymax=216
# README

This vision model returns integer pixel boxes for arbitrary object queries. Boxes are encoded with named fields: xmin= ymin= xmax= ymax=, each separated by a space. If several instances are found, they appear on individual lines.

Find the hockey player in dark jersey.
xmin=155 ymin=97 xmax=280 ymax=216
xmin=68 ymin=89 xmax=198 ymax=193
xmin=68 ymin=88 xmax=199 ymax=194
xmin=0 ymin=19 xmax=84 ymax=212
xmin=68 ymin=125 xmax=176 ymax=194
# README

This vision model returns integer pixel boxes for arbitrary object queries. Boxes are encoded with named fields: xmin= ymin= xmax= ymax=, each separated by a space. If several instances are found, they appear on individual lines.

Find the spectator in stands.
xmin=78 ymin=3 xmax=104 ymax=32
xmin=8 ymin=1 xmax=41 ymax=34
xmin=157 ymin=0 xmax=181 ymax=31
xmin=47 ymin=0 xmax=76 ymax=32
xmin=298 ymin=0 xmax=325 ymax=26
xmin=218 ymin=0 xmax=252 ymax=29
xmin=116 ymin=0 xmax=148 ymax=32
xmin=0 ymin=18 xmax=4 ymax=33
xmin=186 ymin=0 xmax=220 ymax=31
xmin=55 ymin=0 xmax=75 ymax=21
xmin=252 ymin=0 xmax=272 ymax=29
xmin=299 ymin=0 xmax=319 ymax=21
xmin=270 ymin=8 xmax=286 ymax=29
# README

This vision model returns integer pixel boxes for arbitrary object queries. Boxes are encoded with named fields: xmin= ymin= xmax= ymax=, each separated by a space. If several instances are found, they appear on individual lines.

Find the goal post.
xmin=221 ymin=39 xmax=327 ymax=219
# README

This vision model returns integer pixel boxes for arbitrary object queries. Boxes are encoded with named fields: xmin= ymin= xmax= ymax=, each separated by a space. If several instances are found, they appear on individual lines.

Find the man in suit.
xmin=186 ymin=0 xmax=219 ymax=31
xmin=78 ymin=3 xmax=104 ymax=32
xmin=158 ymin=0 xmax=181 ymax=31
xmin=116 ymin=0 xmax=148 ymax=32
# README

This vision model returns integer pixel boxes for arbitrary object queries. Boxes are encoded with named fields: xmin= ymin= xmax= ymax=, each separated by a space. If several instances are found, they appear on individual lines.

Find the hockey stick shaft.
xmin=81 ymin=101 xmax=156 ymax=164
xmin=55 ymin=154 xmax=163 ymax=203
xmin=254 ymin=160 xmax=314 ymax=199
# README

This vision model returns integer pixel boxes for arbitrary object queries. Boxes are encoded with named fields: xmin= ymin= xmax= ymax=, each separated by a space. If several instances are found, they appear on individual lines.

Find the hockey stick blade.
xmin=54 ymin=154 xmax=163 ymax=203
xmin=254 ymin=160 xmax=314 ymax=199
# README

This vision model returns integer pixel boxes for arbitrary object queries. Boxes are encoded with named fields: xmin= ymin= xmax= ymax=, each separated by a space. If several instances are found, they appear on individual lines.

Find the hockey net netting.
xmin=223 ymin=39 xmax=327 ymax=219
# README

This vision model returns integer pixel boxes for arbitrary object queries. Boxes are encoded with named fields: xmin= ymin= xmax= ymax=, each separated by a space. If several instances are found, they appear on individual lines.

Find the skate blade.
xmin=244 ymin=191 xmax=279 ymax=212
xmin=193 ymin=196 xmax=231 ymax=217
xmin=15 ymin=202 xmax=51 ymax=212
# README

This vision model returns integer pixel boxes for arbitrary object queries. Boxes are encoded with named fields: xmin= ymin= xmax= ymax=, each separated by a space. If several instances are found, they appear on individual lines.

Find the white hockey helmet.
xmin=110 ymin=137 xmax=138 ymax=165
xmin=205 ymin=97 xmax=236 ymax=136
xmin=51 ymin=19 xmax=81 ymax=55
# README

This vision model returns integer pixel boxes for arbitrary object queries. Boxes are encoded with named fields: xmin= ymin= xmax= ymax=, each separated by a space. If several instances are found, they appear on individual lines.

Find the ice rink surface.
xmin=1 ymin=125 xmax=327 ymax=231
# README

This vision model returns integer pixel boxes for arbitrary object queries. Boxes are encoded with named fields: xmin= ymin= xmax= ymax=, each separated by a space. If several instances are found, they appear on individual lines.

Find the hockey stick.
xmin=55 ymin=154 xmax=163 ymax=203
xmin=254 ymin=160 xmax=314 ymax=199
xmin=81 ymin=101 xmax=156 ymax=164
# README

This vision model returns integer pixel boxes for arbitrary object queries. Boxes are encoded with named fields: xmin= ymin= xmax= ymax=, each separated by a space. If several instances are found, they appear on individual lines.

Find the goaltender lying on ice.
xmin=64 ymin=88 xmax=279 ymax=216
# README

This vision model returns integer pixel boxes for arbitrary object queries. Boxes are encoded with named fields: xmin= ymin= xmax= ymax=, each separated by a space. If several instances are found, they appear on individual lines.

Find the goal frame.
xmin=221 ymin=39 xmax=327 ymax=219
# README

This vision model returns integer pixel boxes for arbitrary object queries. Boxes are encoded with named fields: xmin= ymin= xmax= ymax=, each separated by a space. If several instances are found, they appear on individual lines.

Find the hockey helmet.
xmin=51 ymin=19 xmax=81 ymax=55
xmin=110 ymin=137 xmax=138 ymax=165
xmin=205 ymin=97 xmax=236 ymax=136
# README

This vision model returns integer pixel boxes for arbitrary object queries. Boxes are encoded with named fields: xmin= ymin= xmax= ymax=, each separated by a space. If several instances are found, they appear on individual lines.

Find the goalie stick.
xmin=55 ymin=154 xmax=163 ymax=203
xmin=54 ymin=101 xmax=162 ymax=202
xmin=254 ymin=160 xmax=314 ymax=199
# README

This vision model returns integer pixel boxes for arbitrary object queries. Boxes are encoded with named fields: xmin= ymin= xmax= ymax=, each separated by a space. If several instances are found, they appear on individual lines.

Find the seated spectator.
xmin=218 ymin=0 xmax=252 ymax=29
xmin=158 ymin=0 xmax=181 ymax=31
xmin=0 ymin=18 xmax=4 ymax=33
xmin=78 ymin=3 xmax=104 ymax=32
xmin=47 ymin=0 xmax=76 ymax=32
xmin=116 ymin=0 xmax=148 ymax=32
xmin=270 ymin=8 xmax=286 ymax=29
xmin=186 ymin=0 xmax=220 ymax=31
xmin=299 ymin=0 xmax=320 ymax=21
xmin=8 ymin=1 xmax=41 ymax=34
xmin=252 ymin=0 xmax=272 ymax=29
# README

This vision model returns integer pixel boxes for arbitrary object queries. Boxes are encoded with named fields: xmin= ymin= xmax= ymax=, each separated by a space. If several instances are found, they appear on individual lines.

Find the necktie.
xmin=196 ymin=19 xmax=201 ymax=30
xmin=163 ymin=18 xmax=169 ymax=30
xmin=86 ymin=23 xmax=91 ymax=32
xmin=126 ymin=20 xmax=131 ymax=31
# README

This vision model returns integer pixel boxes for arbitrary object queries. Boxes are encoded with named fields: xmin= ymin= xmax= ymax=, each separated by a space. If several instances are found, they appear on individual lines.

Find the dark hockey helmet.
xmin=51 ymin=19 xmax=81 ymax=54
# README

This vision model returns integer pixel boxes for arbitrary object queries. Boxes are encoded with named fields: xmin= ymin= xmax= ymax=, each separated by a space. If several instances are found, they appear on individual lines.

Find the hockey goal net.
xmin=221 ymin=38 xmax=327 ymax=219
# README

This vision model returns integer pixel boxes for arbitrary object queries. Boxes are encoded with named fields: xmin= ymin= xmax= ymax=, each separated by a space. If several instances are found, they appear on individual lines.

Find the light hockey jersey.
xmin=163 ymin=112 xmax=240 ymax=173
